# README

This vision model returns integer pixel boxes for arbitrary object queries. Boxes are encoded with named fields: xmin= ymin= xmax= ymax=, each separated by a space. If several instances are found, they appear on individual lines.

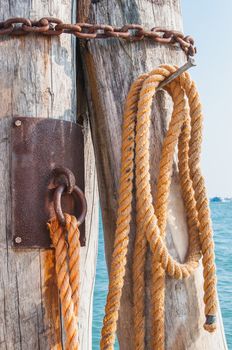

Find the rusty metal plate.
xmin=11 ymin=116 xmax=85 ymax=248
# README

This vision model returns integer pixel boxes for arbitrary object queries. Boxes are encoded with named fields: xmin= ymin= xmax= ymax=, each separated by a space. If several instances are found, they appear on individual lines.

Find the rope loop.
xmin=100 ymin=65 xmax=217 ymax=350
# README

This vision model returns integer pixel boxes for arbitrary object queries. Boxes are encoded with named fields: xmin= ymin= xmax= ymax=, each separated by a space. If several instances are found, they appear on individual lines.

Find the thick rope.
xmin=151 ymin=80 xmax=190 ymax=349
xmin=67 ymin=215 xmax=81 ymax=317
xmin=179 ymin=72 xmax=217 ymax=332
xmin=100 ymin=73 xmax=149 ymax=350
xmin=48 ymin=213 xmax=80 ymax=350
xmin=100 ymin=65 xmax=217 ymax=350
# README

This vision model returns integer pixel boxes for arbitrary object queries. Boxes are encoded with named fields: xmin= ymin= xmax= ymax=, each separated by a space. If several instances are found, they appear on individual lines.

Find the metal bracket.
xmin=158 ymin=58 xmax=196 ymax=91
xmin=11 ymin=116 xmax=86 ymax=248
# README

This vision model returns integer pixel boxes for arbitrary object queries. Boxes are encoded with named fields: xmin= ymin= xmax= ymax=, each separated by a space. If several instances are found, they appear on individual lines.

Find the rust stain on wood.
xmin=77 ymin=0 xmax=92 ymax=22
xmin=84 ymin=52 xmax=104 ymax=124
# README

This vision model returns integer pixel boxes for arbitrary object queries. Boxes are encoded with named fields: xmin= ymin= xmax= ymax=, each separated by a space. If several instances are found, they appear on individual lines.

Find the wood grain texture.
xmin=0 ymin=1 xmax=98 ymax=349
xmin=79 ymin=0 xmax=228 ymax=349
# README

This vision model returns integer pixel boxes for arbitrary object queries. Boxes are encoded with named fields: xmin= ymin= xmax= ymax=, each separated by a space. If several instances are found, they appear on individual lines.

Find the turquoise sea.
xmin=92 ymin=201 xmax=232 ymax=349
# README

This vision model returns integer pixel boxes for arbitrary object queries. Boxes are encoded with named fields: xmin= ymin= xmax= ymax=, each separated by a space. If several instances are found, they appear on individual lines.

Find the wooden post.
xmin=79 ymin=1 xmax=228 ymax=349
xmin=0 ymin=2 xmax=98 ymax=349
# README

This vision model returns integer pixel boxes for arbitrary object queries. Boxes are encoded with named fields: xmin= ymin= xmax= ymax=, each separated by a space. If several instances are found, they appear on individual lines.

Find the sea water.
xmin=92 ymin=201 xmax=232 ymax=349
xmin=212 ymin=201 xmax=232 ymax=349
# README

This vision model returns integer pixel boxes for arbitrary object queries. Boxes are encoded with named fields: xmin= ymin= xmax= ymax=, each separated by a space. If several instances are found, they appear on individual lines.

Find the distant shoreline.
xmin=210 ymin=197 xmax=232 ymax=203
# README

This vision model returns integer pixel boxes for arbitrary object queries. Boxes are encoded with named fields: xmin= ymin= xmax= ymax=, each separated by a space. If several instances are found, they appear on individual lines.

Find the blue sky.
xmin=182 ymin=1 xmax=232 ymax=197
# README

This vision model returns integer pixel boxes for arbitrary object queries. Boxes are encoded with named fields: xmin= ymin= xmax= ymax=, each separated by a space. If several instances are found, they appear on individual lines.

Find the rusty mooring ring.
xmin=52 ymin=166 xmax=76 ymax=194
xmin=53 ymin=184 xmax=87 ymax=226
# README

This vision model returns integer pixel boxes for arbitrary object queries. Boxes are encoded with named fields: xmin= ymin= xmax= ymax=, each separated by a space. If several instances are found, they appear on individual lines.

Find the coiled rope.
xmin=48 ymin=213 xmax=80 ymax=350
xmin=100 ymin=65 xmax=217 ymax=350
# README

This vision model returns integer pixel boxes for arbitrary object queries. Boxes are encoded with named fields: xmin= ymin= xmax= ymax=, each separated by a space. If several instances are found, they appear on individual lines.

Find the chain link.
xmin=0 ymin=17 xmax=196 ymax=56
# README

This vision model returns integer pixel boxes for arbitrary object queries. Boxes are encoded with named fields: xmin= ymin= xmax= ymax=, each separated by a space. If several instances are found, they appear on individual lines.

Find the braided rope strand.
xmin=48 ymin=214 xmax=80 ymax=350
xmin=66 ymin=215 xmax=81 ymax=317
xmin=177 ymin=114 xmax=201 ymax=261
xmin=100 ymin=74 xmax=148 ymax=350
xmin=180 ymin=73 xmax=217 ymax=331
xmin=133 ymin=68 xmax=174 ymax=350
xmin=151 ymin=80 xmax=188 ymax=350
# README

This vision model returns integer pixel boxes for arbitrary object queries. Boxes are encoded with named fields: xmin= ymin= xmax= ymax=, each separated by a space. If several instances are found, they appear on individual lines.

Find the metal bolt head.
xmin=15 ymin=120 xmax=22 ymax=127
xmin=15 ymin=236 xmax=22 ymax=244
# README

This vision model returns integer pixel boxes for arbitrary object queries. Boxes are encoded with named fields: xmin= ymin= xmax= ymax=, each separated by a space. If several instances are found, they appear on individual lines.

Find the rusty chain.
xmin=0 ymin=17 xmax=196 ymax=56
